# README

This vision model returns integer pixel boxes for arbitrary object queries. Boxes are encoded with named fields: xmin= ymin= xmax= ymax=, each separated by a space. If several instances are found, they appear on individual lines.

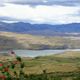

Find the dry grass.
xmin=54 ymin=51 xmax=80 ymax=58
xmin=1 ymin=31 xmax=80 ymax=49
xmin=0 ymin=51 xmax=80 ymax=75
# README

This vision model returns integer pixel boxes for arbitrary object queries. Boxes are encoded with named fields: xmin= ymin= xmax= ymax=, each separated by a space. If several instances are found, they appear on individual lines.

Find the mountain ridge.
xmin=0 ymin=22 xmax=80 ymax=36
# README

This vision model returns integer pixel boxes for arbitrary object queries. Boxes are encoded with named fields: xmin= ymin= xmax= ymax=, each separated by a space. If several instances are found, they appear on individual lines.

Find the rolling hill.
xmin=0 ymin=32 xmax=80 ymax=50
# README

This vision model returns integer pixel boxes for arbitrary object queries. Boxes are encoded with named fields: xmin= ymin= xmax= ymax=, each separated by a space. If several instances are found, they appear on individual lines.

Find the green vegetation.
xmin=0 ymin=51 xmax=80 ymax=80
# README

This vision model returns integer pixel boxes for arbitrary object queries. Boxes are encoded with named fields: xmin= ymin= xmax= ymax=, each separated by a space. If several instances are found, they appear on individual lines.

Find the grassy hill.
xmin=0 ymin=51 xmax=80 ymax=80
xmin=54 ymin=51 xmax=80 ymax=58
xmin=1 ymin=51 xmax=80 ymax=74
xmin=24 ymin=51 xmax=80 ymax=74
xmin=0 ymin=31 xmax=80 ymax=50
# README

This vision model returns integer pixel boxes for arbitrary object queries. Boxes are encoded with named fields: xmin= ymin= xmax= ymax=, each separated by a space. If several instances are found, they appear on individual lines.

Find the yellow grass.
xmin=54 ymin=51 xmax=80 ymax=58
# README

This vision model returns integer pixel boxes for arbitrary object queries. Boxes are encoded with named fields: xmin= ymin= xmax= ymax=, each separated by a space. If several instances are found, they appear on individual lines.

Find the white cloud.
xmin=0 ymin=3 xmax=80 ymax=24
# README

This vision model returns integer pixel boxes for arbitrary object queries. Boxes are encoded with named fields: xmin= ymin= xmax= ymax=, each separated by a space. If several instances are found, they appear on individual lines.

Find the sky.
xmin=0 ymin=0 xmax=80 ymax=24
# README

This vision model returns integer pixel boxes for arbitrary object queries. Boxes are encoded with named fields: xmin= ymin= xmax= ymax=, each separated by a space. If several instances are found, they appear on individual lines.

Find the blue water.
xmin=0 ymin=49 xmax=80 ymax=57
xmin=0 ymin=50 xmax=65 ymax=57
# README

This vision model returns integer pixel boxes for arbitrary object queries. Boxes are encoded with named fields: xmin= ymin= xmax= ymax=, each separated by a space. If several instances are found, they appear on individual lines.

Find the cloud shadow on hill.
xmin=0 ymin=35 xmax=26 ymax=50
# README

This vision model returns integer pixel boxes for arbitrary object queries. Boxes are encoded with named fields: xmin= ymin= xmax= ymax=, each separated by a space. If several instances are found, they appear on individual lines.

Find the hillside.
xmin=0 ymin=31 xmax=65 ymax=50
xmin=0 ymin=49 xmax=80 ymax=80
xmin=18 ymin=51 xmax=80 ymax=73
xmin=33 ymin=51 xmax=80 ymax=73
xmin=1 ymin=50 xmax=80 ymax=73
xmin=54 ymin=51 xmax=80 ymax=58
xmin=1 ymin=32 xmax=80 ymax=50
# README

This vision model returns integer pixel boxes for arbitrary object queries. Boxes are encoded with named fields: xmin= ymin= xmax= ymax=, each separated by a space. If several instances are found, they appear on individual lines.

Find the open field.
xmin=22 ymin=51 xmax=80 ymax=74
xmin=0 ymin=51 xmax=80 ymax=80
xmin=1 ymin=31 xmax=80 ymax=50
xmin=0 ymin=50 xmax=80 ymax=74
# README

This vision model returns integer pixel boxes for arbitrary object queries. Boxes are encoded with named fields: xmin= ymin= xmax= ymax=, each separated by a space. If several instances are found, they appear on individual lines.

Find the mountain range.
xmin=0 ymin=22 xmax=80 ymax=36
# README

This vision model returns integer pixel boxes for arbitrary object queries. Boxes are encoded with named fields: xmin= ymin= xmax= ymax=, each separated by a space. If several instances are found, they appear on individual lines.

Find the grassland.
xmin=1 ymin=51 xmax=80 ymax=71
xmin=0 ymin=51 xmax=80 ymax=80
xmin=21 ymin=51 xmax=80 ymax=74
xmin=0 ymin=31 xmax=80 ymax=50
xmin=15 ymin=51 xmax=80 ymax=80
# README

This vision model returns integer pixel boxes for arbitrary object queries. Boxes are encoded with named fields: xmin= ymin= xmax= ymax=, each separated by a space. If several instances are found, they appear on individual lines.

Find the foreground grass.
xmin=0 ymin=51 xmax=80 ymax=80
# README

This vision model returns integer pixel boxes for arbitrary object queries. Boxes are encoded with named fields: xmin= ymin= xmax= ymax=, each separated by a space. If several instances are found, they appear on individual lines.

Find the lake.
xmin=0 ymin=49 xmax=80 ymax=57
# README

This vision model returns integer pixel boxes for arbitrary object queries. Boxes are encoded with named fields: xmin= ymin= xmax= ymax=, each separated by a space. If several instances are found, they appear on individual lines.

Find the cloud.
xmin=0 ymin=0 xmax=80 ymax=6
xmin=0 ymin=3 xmax=80 ymax=24
xmin=0 ymin=0 xmax=48 ymax=6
